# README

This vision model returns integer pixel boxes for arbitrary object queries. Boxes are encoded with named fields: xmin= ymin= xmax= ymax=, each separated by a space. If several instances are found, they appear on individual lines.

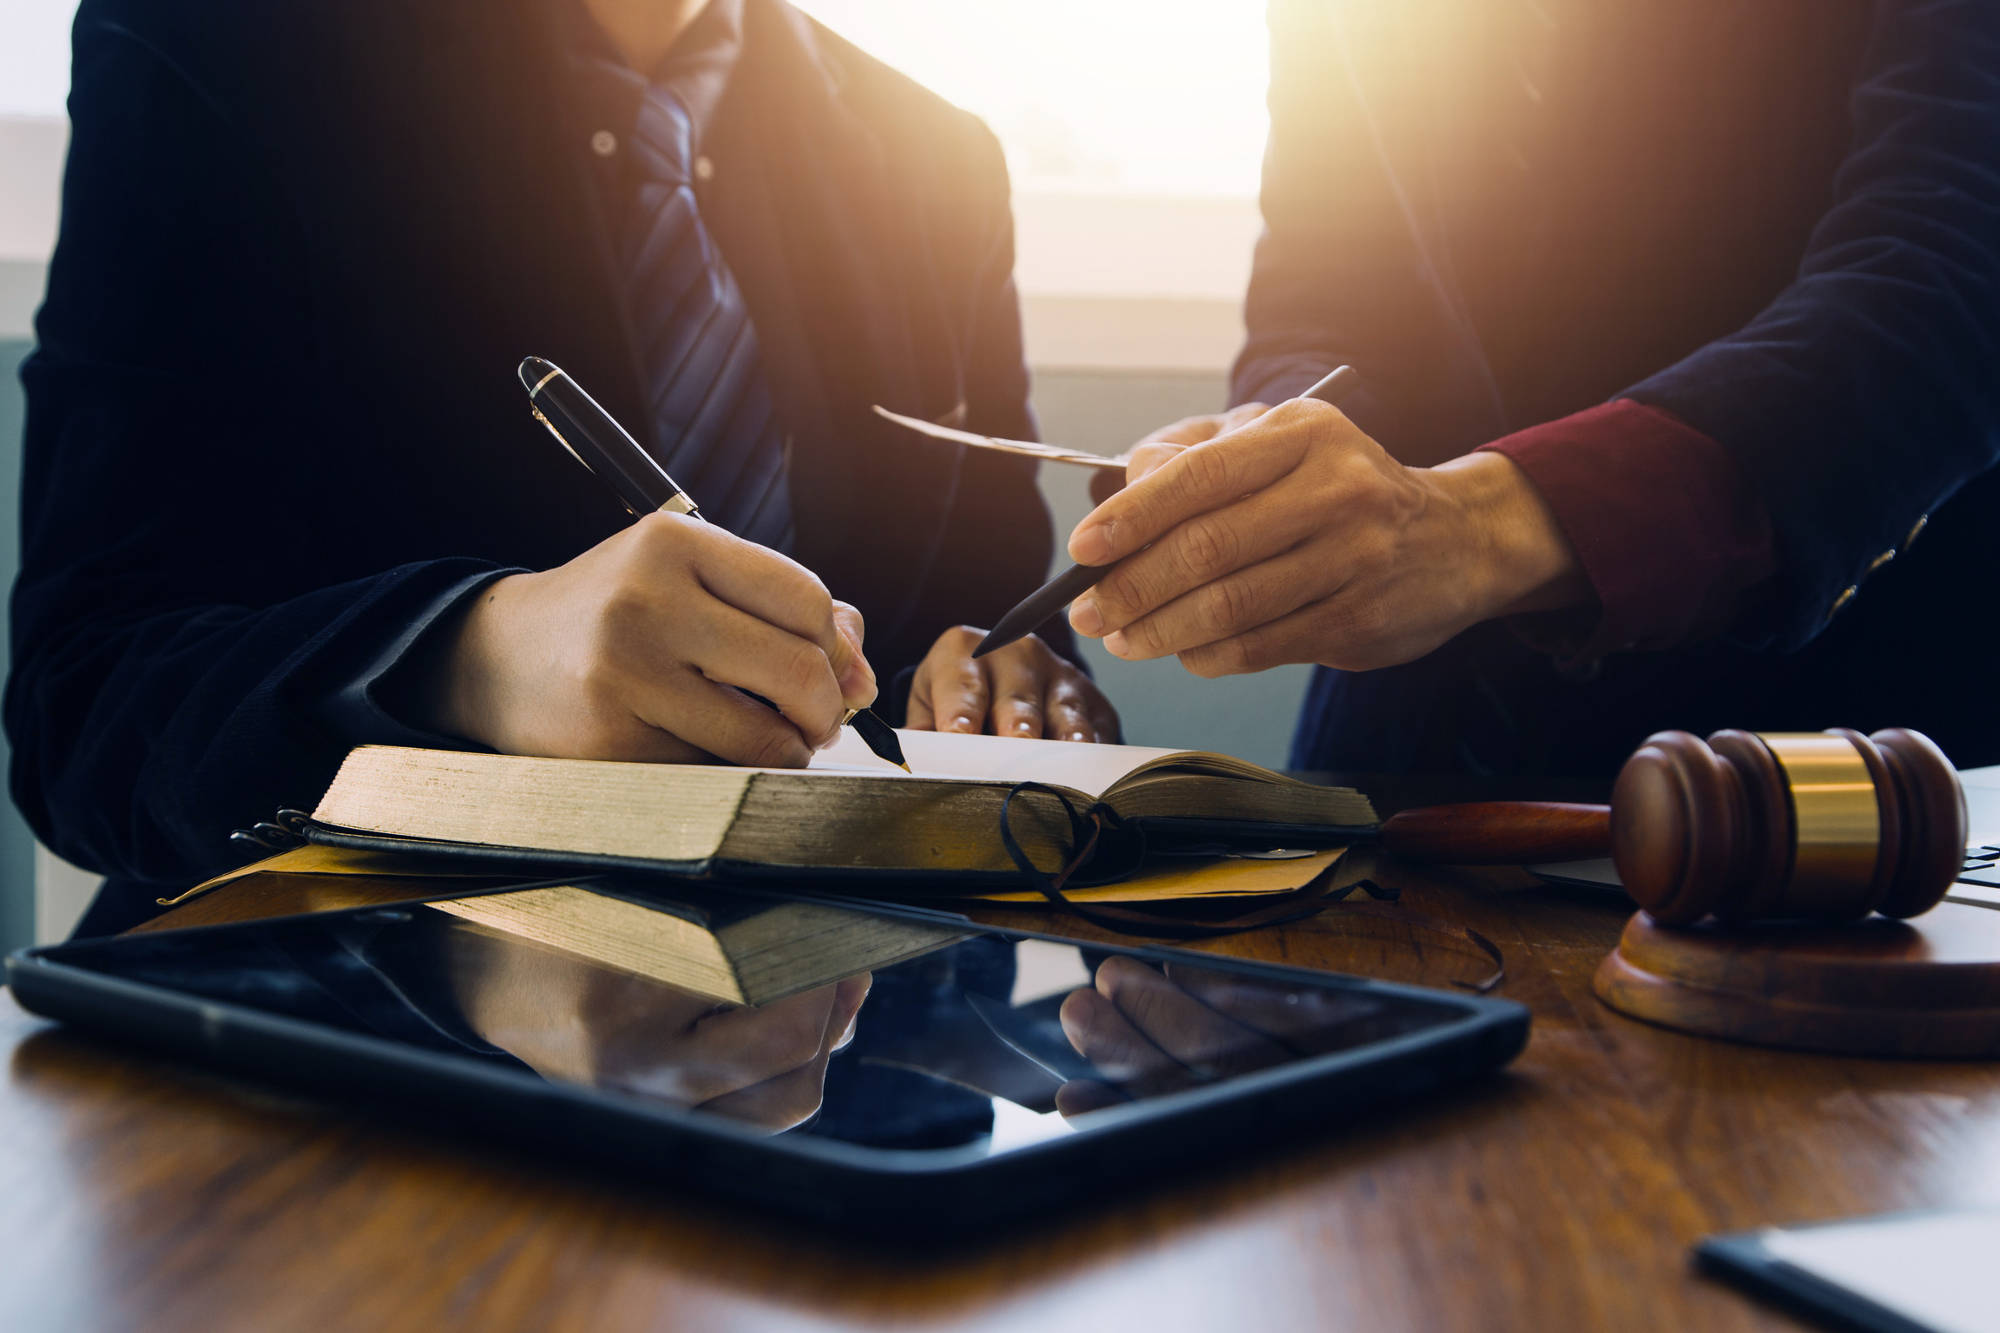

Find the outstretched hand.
xmin=1066 ymin=399 xmax=1585 ymax=677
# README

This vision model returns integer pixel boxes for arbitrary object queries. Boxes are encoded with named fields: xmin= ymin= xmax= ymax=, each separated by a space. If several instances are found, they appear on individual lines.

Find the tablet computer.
xmin=7 ymin=887 xmax=1527 ymax=1236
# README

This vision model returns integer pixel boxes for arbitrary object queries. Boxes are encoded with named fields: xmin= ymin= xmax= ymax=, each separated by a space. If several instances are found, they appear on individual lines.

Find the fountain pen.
xmin=518 ymin=356 xmax=908 ymax=771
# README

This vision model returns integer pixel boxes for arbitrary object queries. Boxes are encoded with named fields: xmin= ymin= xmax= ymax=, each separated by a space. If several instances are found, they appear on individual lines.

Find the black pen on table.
xmin=973 ymin=364 xmax=1362 ymax=659
xmin=517 ymin=356 xmax=909 ymax=771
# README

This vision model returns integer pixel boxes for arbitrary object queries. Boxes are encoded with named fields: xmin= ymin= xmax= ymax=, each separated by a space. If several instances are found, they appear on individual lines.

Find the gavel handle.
xmin=1378 ymin=802 xmax=1613 ymax=865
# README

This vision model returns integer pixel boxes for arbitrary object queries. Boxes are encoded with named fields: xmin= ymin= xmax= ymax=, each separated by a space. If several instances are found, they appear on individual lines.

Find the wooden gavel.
xmin=1380 ymin=728 xmax=1967 ymax=925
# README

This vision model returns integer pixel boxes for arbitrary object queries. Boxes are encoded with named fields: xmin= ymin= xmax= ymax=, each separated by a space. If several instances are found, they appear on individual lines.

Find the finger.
xmin=680 ymin=606 xmax=848 ymax=750
xmin=697 ymin=975 xmax=868 ymax=1130
xmin=1054 ymin=1078 xmax=1128 ymax=1118
xmin=829 ymin=601 xmax=876 ymax=709
xmin=1058 ymin=985 xmax=1186 ymax=1097
xmin=922 ymin=632 xmax=990 ymax=735
xmin=1094 ymin=955 xmax=1289 ymax=1078
xmin=1123 ymin=440 xmax=1186 ymax=488
xmin=828 ymin=972 xmax=872 ymax=1052
xmin=1043 ymin=669 xmax=1099 ymax=743
xmin=629 ymin=672 xmax=816 ymax=769
xmin=668 ymin=984 xmax=842 ymax=1105
xmin=1105 ymin=544 xmax=1342 ymax=662
xmin=984 ymin=640 xmax=1048 ymax=738
xmin=1073 ymin=482 xmax=1324 ymax=641
xmin=1136 ymin=412 xmax=1229 ymax=450
xmin=1175 ymin=593 xmax=1384 ymax=678
xmin=1163 ymin=961 xmax=1383 ymax=1053
xmin=672 ymin=516 xmax=846 ymax=668
xmin=695 ymin=1038 xmax=836 ymax=1132
xmin=1068 ymin=401 xmax=1324 ymax=565
xmin=1088 ymin=466 xmax=1127 ymax=507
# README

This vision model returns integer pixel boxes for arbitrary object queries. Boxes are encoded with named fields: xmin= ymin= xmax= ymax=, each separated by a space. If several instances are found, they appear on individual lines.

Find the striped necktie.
xmin=611 ymin=70 xmax=794 ymax=552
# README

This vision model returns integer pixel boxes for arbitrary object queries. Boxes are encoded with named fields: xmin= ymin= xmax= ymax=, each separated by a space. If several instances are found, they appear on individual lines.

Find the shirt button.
xmin=694 ymin=154 xmax=716 ymax=182
xmin=1905 ymin=513 xmax=1929 ymax=549
xmin=591 ymin=129 xmax=618 ymax=157
xmin=1867 ymin=549 xmax=1896 ymax=574
xmin=1825 ymin=585 xmax=1859 ymax=623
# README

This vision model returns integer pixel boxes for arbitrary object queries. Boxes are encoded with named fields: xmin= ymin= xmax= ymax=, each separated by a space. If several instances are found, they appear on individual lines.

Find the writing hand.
xmin=906 ymin=627 xmax=1120 ymax=743
xmin=1065 ymin=399 xmax=1585 ymax=677
xmin=417 ymin=513 xmax=876 ymax=767
xmin=447 ymin=925 xmax=872 ymax=1133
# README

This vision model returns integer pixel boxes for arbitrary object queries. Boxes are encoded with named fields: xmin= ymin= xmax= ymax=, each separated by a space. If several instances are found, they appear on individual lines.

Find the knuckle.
xmin=1203 ymin=577 xmax=1250 ymax=634
xmin=1177 ymin=514 xmax=1240 ymax=582
xmin=781 ymin=641 xmax=834 ymax=697
xmin=1174 ymin=440 xmax=1235 ymax=500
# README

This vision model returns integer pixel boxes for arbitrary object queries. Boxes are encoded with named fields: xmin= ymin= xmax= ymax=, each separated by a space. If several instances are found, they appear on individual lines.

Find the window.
xmin=791 ymin=0 xmax=1269 ymax=196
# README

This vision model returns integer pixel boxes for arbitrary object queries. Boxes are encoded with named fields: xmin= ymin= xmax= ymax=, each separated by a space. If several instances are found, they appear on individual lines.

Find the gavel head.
xmin=1611 ymin=728 xmax=1966 ymax=926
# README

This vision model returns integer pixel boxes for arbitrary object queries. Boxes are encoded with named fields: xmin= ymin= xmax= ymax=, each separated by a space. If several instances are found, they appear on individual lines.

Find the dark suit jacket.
xmin=1241 ymin=0 xmax=2000 ymax=775
xmin=8 ymin=0 xmax=1062 ymax=920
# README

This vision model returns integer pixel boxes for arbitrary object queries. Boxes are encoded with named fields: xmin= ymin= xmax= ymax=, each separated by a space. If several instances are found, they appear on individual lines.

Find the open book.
xmin=299 ymin=729 xmax=1377 ymax=886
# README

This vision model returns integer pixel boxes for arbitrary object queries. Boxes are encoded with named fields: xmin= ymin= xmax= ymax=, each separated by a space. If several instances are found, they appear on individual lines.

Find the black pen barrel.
xmin=519 ymin=357 xmax=692 ymax=519
xmin=973 ymin=561 xmax=1111 ymax=658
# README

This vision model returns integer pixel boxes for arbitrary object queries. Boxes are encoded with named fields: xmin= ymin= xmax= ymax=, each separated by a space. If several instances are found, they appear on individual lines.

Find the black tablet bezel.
xmin=7 ymin=898 xmax=1528 ymax=1238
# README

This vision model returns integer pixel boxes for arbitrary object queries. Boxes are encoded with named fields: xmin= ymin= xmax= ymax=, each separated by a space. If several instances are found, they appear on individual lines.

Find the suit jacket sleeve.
xmin=1232 ymin=0 xmax=1511 ymax=464
xmin=1621 ymin=0 xmax=2000 ymax=650
xmin=5 ymin=17 xmax=514 ymax=885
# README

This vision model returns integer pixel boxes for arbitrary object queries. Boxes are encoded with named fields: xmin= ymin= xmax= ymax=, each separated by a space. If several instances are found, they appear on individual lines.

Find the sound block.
xmin=1593 ymin=902 xmax=2000 ymax=1057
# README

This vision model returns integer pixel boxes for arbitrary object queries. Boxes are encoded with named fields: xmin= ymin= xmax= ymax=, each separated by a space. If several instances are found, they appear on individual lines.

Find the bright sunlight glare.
xmin=790 ymin=0 xmax=1270 ymax=194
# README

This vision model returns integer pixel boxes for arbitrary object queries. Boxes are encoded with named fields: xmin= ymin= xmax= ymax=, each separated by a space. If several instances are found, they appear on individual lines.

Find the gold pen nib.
xmin=846 ymin=708 xmax=910 ymax=771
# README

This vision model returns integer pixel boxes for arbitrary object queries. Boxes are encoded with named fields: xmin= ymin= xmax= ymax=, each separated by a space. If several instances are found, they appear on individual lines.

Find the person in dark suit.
xmin=7 ymin=0 xmax=1118 ymax=934
xmin=1063 ymin=0 xmax=1999 ymax=777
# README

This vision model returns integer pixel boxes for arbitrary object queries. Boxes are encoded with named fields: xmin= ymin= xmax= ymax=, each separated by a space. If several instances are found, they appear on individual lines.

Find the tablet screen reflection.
xmin=79 ymin=897 xmax=1465 ymax=1152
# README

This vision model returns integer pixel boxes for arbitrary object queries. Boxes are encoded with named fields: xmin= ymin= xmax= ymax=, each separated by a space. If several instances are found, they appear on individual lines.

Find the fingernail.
xmin=1104 ymin=630 xmax=1131 ymax=657
xmin=953 ymin=715 xmax=978 ymax=732
xmin=1066 ymin=730 xmax=1089 ymax=743
xmin=1069 ymin=521 xmax=1114 ymax=566
xmin=1070 ymin=595 xmax=1103 ymax=636
xmin=1013 ymin=720 xmax=1035 ymax=736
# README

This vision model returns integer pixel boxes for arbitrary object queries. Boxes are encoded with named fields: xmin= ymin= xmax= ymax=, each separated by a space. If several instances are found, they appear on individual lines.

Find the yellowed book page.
xmin=157 ymin=842 xmax=506 ymax=908
xmin=315 ymin=748 xmax=756 ymax=862
xmin=971 ymin=848 xmax=1347 ymax=903
xmin=808 ymin=728 xmax=1196 ymax=799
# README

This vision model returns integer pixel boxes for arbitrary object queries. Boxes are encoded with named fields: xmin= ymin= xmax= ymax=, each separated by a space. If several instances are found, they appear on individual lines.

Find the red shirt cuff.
xmin=1480 ymin=400 xmax=1776 ymax=659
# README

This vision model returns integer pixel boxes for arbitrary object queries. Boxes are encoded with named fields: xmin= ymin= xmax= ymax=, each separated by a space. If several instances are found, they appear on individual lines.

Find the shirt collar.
xmin=569 ymin=0 xmax=745 ymax=143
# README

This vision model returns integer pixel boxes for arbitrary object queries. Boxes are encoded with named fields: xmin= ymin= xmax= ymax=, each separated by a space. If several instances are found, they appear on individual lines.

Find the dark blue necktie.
xmin=614 ymin=73 xmax=794 ymax=552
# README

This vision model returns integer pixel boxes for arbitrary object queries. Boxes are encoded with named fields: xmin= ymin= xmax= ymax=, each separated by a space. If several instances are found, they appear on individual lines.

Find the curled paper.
xmin=872 ymin=404 xmax=1129 ymax=472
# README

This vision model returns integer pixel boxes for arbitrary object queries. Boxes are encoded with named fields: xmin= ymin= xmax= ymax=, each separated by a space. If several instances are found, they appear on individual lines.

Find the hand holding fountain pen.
xmin=518 ymin=356 xmax=909 ymax=771
xmin=974 ymin=365 xmax=1362 ymax=658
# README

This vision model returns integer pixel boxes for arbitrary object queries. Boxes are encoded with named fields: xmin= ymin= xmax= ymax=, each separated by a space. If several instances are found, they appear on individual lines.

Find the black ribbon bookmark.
xmin=995 ymin=782 xmax=1505 ymax=991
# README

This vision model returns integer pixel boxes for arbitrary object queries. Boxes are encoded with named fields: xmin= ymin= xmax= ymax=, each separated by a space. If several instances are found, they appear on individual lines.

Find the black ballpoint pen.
xmin=518 ymin=356 xmax=909 ymax=771
xmin=974 ymin=364 xmax=1363 ymax=658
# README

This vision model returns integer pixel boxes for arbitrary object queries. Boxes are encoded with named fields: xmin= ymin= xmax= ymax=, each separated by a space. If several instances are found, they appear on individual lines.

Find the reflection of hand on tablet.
xmin=1053 ymin=956 xmax=1373 ymax=1118
xmin=446 ymin=929 xmax=870 ymax=1132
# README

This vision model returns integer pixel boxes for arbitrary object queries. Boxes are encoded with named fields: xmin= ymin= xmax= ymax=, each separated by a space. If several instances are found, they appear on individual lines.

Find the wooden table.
xmin=6 ymin=861 xmax=2000 ymax=1333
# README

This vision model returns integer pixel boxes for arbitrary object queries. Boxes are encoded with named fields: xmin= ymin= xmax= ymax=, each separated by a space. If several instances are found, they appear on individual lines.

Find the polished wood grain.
xmin=8 ymin=860 xmax=2000 ymax=1333
xmin=1597 ymin=902 xmax=2000 ymax=1056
